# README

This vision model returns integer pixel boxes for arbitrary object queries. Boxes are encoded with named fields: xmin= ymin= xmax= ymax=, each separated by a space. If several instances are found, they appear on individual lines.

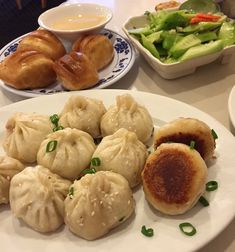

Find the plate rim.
xmin=0 ymin=29 xmax=136 ymax=98
xmin=228 ymin=85 xmax=235 ymax=128
xmin=1 ymin=89 xmax=235 ymax=252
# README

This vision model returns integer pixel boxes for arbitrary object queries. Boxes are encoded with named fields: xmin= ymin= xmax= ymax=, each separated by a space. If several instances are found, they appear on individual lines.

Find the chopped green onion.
xmin=179 ymin=222 xmax=197 ymax=236
xmin=141 ymin=225 xmax=154 ymax=237
xmin=46 ymin=140 xmax=57 ymax=153
xmin=189 ymin=140 xmax=196 ymax=150
xmin=211 ymin=129 xmax=218 ymax=140
xmin=206 ymin=180 xmax=218 ymax=191
xmin=68 ymin=187 xmax=74 ymax=199
xmin=199 ymin=196 xmax=209 ymax=207
xmin=53 ymin=125 xmax=64 ymax=132
xmin=91 ymin=157 xmax=101 ymax=166
xmin=81 ymin=168 xmax=96 ymax=175
xmin=50 ymin=114 xmax=59 ymax=126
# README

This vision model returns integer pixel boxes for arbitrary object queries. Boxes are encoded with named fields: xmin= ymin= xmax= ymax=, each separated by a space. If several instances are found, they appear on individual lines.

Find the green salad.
xmin=128 ymin=9 xmax=235 ymax=64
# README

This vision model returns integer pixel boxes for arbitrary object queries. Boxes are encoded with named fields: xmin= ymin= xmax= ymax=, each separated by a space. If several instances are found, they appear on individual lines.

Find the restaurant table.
xmin=0 ymin=0 xmax=235 ymax=251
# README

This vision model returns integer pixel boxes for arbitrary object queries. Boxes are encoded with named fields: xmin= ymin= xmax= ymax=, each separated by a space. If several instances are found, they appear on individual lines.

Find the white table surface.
xmin=0 ymin=0 xmax=234 ymax=251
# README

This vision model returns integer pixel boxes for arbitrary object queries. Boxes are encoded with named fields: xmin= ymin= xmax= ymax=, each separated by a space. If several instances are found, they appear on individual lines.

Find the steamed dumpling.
xmin=0 ymin=156 xmax=24 ymax=204
xmin=59 ymin=95 xmax=106 ymax=138
xmin=91 ymin=128 xmax=148 ymax=188
xmin=100 ymin=94 xmax=153 ymax=143
xmin=37 ymin=128 xmax=96 ymax=180
xmin=3 ymin=112 xmax=52 ymax=163
xmin=9 ymin=165 xmax=71 ymax=233
xmin=64 ymin=171 xmax=135 ymax=240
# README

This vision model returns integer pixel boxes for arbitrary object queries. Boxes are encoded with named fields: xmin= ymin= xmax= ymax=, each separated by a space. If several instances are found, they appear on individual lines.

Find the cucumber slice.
xmin=180 ymin=22 xmax=222 ymax=33
xmin=180 ymin=40 xmax=223 ymax=61
xmin=170 ymin=34 xmax=201 ymax=58
xmin=146 ymin=31 xmax=163 ymax=43
xmin=141 ymin=34 xmax=160 ymax=59
xmin=196 ymin=31 xmax=217 ymax=43
xmin=218 ymin=21 xmax=235 ymax=47
xmin=128 ymin=26 xmax=153 ymax=36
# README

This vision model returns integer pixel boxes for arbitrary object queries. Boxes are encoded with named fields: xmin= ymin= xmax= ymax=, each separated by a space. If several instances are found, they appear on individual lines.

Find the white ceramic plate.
xmin=228 ymin=85 xmax=235 ymax=128
xmin=1 ymin=89 xmax=235 ymax=252
xmin=0 ymin=29 xmax=135 ymax=98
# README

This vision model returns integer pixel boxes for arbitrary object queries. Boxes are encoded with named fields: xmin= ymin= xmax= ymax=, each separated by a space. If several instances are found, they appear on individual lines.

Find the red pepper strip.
xmin=190 ymin=16 xmax=220 ymax=24
xmin=196 ymin=13 xmax=221 ymax=21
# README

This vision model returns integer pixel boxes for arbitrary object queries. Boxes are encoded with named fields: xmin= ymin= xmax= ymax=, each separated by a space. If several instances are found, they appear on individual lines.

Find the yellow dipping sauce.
xmin=51 ymin=14 xmax=107 ymax=30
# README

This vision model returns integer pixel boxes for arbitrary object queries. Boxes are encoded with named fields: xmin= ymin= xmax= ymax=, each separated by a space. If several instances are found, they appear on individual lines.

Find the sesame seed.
xmin=128 ymin=200 xmax=131 ymax=205
xmin=6 ymin=176 xmax=10 ymax=180
xmin=91 ymin=211 xmax=95 ymax=216
xmin=100 ymin=200 xmax=103 ymax=205
xmin=79 ymin=223 xmax=84 ymax=226
xmin=18 ymin=183 xmax=22 ymax=187
xmin=114 ymin=192 xmax=119 ymax=195
xmin=102 ymin=222 xmax=106 ymax=226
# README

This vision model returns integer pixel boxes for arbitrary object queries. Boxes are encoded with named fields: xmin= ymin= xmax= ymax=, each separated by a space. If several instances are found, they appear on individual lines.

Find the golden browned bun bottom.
xmin=0 ymin=50 xmax=56 ymax=89
xmin=53 ymin=51 xmax=99 ymax=91
xmin=142 ymin=143 xmax=208 ymax=215
xmin=154 ymin=118 xmax=216 ymax=161
xmin=72 ymin=34 xmax=114 ymax=71
xmin=17 ymin=30 xmax=66 ymax=60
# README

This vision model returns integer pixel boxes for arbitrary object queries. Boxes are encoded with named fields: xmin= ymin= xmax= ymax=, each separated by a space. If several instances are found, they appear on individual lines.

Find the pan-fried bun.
xmin=53 ymin=52 xmax=99 ymax=90
xmin=154 ymin=118 xmax=216 ymax=161
xmin=142 ymin=143 xmax=208 ymax=215
xmin=72 ymin=34 xmax=114 ymax=71
xmin=17 ymin=30 xmax=66 ymax=60
xmin=0 ymin=50 xmax=56 ymax=89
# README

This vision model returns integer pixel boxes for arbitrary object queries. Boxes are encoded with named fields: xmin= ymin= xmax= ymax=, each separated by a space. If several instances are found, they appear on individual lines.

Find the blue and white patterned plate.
xmin=0 ymin=29 xmax=135 ymax=98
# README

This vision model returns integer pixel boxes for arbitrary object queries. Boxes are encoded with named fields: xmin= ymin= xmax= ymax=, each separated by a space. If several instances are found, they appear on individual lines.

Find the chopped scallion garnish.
xmin=189 ymin=140 xmax=196 ymax=150
xmin=211 ymin=129 xmax=218 ymax=140
xmin=53 ymin=125 xmax=64 ymax=132
xmin=206 ymin=180 xmax=218 ymax=191
xmin=81 ymin=168 xmax=97 ymax=175
xmin=199 ymin=196 xmax=209 ymax=207
xmin=91 ymin=157 xmax=101 ymax=166
xmin=68 ymin=187 xmax=74 ymax=199
xmin=141 ymin=225 xmax=154 ymax=237
xmin=50 ymin=114 xmax=59 ymax=127
xmin=46 ymin=140 xmax=57 ymax=153
xmin=179 ymin=222 xmax=197 ymax=236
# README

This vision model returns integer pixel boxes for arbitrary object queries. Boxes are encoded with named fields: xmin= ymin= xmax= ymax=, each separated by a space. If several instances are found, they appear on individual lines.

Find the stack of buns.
xmin=0 ymin=30 xmax=114 ymax=91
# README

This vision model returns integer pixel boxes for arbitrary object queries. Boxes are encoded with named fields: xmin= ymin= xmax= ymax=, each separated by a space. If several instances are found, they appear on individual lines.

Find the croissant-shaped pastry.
xmin=17 ymin=30 xmax=66 ymax=60
xmin=0 ymin=50 xmax=56 ymax=89
xmin=53 ymin=51 xmax=99 ymax=90
xmin=72 ymin=34 xmax=114 ymax=71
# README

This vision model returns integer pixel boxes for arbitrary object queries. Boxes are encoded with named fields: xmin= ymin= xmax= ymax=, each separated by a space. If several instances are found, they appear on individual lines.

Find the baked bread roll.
xmin=17 ymin=29 xmax=66 ymax=60
xmin=37 ymin=128 xmax=96 ymax=180
xmin=0 ymin=156 xmax=24 ymax=204
xmin=154 ymin=117 xmax=216 ymax=160
xmin=142 ymin=143 xmax=208 ymax=215
xmin=72 ymin=34 xmax=114 ymax=70
xmin=100 ymin=94 xmax=154 ymax=144
xmin=64 ymin=171 xmax=135 ymax=240
xmin=91 ymin=128 xmax=148 ymax=188
xmin=0 ymin=50 xmax=56 ymax=89
xmin=53 ymin=52 xmax=99 ymax=90
xmin=3 ymin=112 xmax=53 ymax=163
xmin=10 ymin=165 xmax=71 ymax=233
xmin=59 ymin=95 xmax=106 ymax=138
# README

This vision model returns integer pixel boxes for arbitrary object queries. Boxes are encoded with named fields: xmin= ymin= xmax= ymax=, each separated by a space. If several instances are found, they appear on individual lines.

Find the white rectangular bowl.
xmin=123 ymin=14 xmax=235 ymax=79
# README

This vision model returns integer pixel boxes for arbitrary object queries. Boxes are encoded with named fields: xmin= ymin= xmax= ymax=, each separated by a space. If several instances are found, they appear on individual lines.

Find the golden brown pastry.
xmin=142 ymin=143 xmax=208 ymax=215
xmin=53 ymin=51 xmax=99 ymax=91
xmin=0 ymin=50 xmax=56 ymax=89
xmin=17 ymin=29 xmax=66 ymax=60
xmin=72 ymin=34 xmax=114 ymax=71
xmin=154 ymin=118 xmax=216 ymax=161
